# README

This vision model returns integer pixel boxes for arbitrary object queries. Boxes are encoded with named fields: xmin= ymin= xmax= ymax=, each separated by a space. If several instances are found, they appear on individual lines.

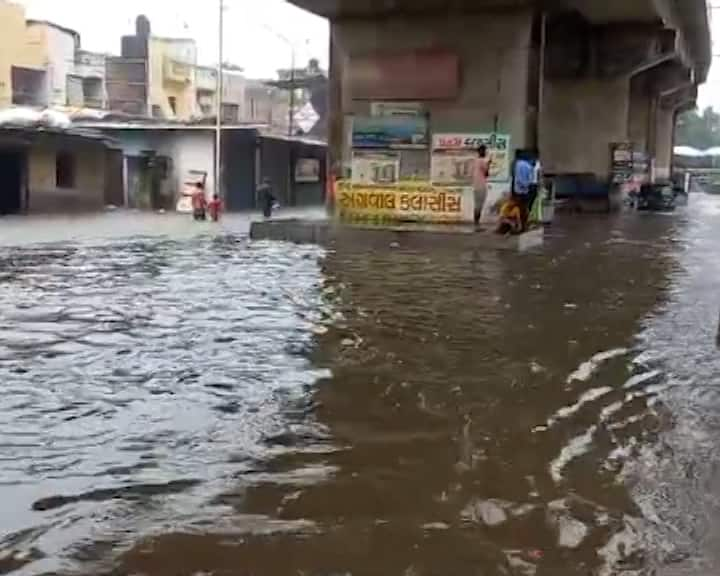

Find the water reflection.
xmin=2 ymin=201 xmax=719 ymax=575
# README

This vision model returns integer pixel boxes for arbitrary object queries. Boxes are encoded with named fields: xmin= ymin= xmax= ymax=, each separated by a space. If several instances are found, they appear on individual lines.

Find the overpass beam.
xmin=539 ymin=13 xmax=690 ymax=181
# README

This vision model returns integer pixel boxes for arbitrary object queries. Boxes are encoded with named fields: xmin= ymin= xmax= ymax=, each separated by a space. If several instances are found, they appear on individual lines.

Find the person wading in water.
xmin=191 ymin=183 xmax=207 ymax=221
xmin=258 ymin=178 xmax=276 ymax=219
xmin=473 ymin=145 xmax=491 ymax=226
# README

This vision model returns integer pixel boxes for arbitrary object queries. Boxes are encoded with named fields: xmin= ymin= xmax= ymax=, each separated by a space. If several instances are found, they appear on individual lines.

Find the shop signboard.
xmin=370 ymin=101 xmax=424 ymax=118
xmin=336 ymin=181 xmax=474 ymax=223
xmin=351 ymin=151 xmax=400 ymax=185
xmin=610 ymin=142 xmax=633 ymax=184
xmin=431 ymin=133 xmax=511 ymax=183
xmin=352 ymin=116 xmax=429 ymax=149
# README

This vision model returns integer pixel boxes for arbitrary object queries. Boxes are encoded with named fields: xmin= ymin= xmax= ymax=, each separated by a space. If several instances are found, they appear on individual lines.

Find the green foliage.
xmin=676 ymin=107 xmax=720 ymax=150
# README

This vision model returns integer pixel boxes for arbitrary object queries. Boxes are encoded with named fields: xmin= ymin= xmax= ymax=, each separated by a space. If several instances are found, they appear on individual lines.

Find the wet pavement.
xmin=0 ymin=200 xmax=719 ymax=575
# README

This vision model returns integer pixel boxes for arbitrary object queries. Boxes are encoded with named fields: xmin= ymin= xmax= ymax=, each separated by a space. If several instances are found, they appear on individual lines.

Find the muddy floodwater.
xmin=1 ymin=201 xmax=719 ymax=576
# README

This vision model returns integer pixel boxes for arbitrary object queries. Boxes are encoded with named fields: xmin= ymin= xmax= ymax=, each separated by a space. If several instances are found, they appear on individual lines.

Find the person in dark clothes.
xmin=258 ymin=178 xmax=276 ymax=219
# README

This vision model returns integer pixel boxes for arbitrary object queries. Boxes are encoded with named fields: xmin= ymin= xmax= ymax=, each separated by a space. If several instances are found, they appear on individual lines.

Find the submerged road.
xmin=0 ymin=199 xmax=719 ymax=575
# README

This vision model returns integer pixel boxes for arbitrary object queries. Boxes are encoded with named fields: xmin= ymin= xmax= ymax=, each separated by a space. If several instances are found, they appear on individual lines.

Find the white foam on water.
xmin=623 ymin=370 xmax=663 ymax=390
xmin=567 ymin=348 xmax=629 ymax=385
xmin=540 ymin=386 xmax=613 ymax=430
xmin=550 ymin=425 xmax=598 ymax=483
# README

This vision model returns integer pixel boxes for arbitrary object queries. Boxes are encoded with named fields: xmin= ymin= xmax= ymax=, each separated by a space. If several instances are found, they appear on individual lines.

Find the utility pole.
xmin=215 ymin=0 xmax=224 ymax=199
xmin=288 ymin=49 xmax=296 ymax=137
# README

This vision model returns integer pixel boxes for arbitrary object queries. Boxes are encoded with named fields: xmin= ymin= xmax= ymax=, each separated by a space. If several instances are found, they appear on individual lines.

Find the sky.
xmin=17 ymin=0 xmax=329 ymax=78
xmin=13 ymin=0 xmax=720 ymax=107
xmin=700 ymin=5 xmax=720 ymax=110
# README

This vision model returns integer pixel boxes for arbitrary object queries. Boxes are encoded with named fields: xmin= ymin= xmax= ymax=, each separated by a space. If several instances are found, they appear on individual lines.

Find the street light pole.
xmin=215 ymin=0 xmax=224 ymax=199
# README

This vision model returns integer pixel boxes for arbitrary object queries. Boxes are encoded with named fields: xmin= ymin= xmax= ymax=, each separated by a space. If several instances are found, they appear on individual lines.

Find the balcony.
xmin=164 ymin=58 xmax=192 ymax=84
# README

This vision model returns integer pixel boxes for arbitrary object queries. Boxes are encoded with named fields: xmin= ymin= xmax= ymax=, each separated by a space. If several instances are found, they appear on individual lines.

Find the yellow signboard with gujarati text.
xmin=336 ymin=181 xmax=474 ymax=223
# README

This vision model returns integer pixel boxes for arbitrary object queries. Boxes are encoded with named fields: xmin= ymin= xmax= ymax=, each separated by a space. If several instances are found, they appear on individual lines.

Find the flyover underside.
xmin=293 ymin=0 xmax=709 ymax=189
xmin=290 ymin=0 xmax=657 ymax=20
xmin=290 ymin=0 xmax=708 ymax=80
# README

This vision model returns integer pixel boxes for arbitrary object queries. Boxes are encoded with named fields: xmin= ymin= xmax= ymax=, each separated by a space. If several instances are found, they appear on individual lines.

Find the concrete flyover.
xmin=287 ymin=0 xmax=710 ymax=199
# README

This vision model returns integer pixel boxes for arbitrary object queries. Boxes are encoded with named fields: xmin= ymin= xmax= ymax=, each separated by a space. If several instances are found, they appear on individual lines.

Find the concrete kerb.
xmin=249 ymin=219 xmax=544 ymax=253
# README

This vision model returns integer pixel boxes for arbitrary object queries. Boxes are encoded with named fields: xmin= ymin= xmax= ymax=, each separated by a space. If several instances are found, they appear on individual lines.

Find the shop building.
xmin=75 ymin=122 xmax=326 ymax=211
xmin=0 ymin=125 xmax=116 ymax=215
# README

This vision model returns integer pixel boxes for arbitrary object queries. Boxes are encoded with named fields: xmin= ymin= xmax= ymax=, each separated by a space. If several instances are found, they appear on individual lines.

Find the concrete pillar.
xmin=329 ymin=8 xmax=536 ymax=173
xmin=628 ymin=74 xmax=653 ymax=154
xmin=326 ymin=25 xmax=344 ymax=210
xmin=654 ymin=106 xmax=675 ymax=181
xmin=540 ymin=75 xmax=630 ymax=178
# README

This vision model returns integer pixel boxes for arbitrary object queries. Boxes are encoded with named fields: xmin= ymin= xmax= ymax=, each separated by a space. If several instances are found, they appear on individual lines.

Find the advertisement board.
xmin=610 ymin=142 xmax=633 ymax=185
xmin=352 ymin=116 xmax=429 ymax=149
xmin=351 ymin=151 xmax=400 ymax=185
xmin=294 ymin=158 xmax=321 ymax=183
xmin=370 ymin=102 xmax=424 ymax=118
xmin=336 ymin=181 xmax=474 ymax=223
xmin=431 ymin=133 xmax=511 ymax=183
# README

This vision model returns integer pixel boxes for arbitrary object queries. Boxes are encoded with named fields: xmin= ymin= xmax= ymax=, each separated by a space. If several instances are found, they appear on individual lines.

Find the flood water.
xmin=0 ymin=200 xmax=719 ymax=575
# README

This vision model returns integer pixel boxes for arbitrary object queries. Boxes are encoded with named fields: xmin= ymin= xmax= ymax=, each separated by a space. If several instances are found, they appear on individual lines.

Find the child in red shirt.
xmin=208 ymin=194 xmax=223 ymax=222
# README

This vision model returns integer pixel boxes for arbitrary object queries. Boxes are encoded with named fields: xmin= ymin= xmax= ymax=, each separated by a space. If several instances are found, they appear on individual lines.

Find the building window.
xmin=56 ymin=152 xmax=75 ymax=189
xmin=168 ymin=96 xmax=177 ymax=115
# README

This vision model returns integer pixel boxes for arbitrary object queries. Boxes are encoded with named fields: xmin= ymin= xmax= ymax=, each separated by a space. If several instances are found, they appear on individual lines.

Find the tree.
xmin=676 ymin=106 xmax=720 ymax=150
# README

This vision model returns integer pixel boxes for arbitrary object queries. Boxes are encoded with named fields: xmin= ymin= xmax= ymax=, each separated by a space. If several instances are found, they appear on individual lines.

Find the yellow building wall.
xmin=148 ymin=37 xmax=197 ymax=120
xmin=0 ymin=1 xmax=49 ymax=107
xmin=0 ymin=1 xmax=32 ymax=107
xmin=22 ymin=23 xmax=50 ymax=68
xmin=28 ymin=141 xmax=106 ymax=213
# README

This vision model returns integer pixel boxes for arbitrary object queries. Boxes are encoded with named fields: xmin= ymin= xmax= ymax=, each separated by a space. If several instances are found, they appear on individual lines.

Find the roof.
xmin=26 ymin=19 xmax=80 ymax=41
xmin=72 ymin=119 xmax=327 ymax=147
xmin=0 ymin=124 xmax=112 ymax=145
xmin=75 ymin=121 xmax=267 ymax=132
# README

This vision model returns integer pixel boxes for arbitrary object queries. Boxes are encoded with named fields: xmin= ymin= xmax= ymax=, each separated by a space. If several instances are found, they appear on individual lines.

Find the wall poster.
xmin=431 ymin=133 xmax=511 ymax=185
xmin=351 ymin=151 xmax=400 ymax=185
xmin=295 ymin=158 xmax=321 ymax=183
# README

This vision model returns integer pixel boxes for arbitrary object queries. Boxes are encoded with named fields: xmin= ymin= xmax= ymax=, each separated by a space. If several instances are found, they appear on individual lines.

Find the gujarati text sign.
xmin=336 ymin=181 xmax=474 ymax=223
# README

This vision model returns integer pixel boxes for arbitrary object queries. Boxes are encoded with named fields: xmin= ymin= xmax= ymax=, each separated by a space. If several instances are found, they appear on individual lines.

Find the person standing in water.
xmin=258 ymin=178 xmax=276 ymax=219
xmin=473 ymin=145 xmax=491 ymax=226
xmin=208 ymin=193 xmax=223 ymax=222
xmin=191 ymin=183 xmax=207 ymax=221
xmin=512 ymin=152 xmax=534 ymax=230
